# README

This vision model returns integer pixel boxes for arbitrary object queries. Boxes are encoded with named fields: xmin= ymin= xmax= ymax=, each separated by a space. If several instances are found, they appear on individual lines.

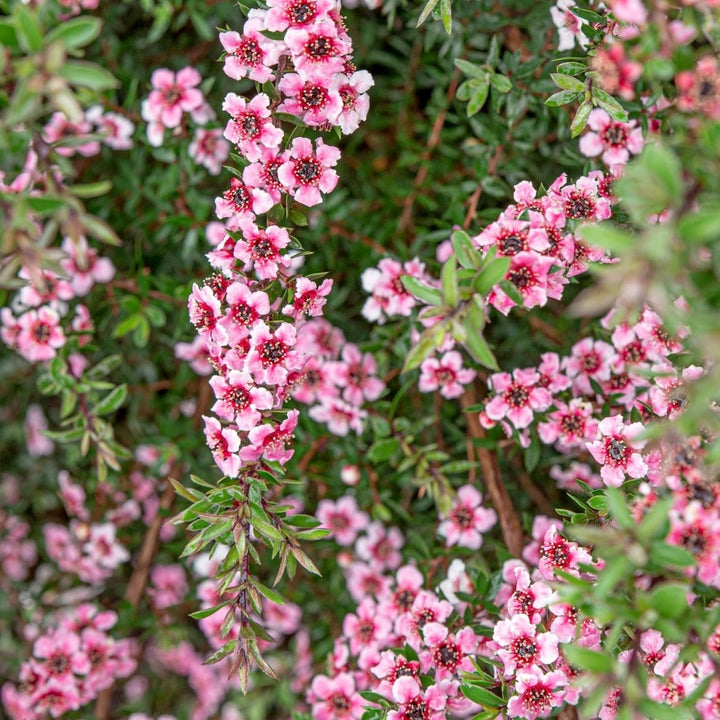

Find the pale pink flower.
xmin=265 ymin=0 xmax=335 ymax=31
xmin=147 ymin=67 xmax=204 ymax=128
xmin=223 ymin=93 xmax=284 ymax=162
xmin=85 ymin=106 xmax=135 ymax=150
xmin=60 ymin=236 xmax=115 ymax=296
xmin=16 ymin=307 xmax=66 ymax=362
xmin=485 ymin=368 xmax=552 ymax=429
xmin=579 ymin=109 xmax=644 ymax=166
xmin=24 ymin=404 xmax=54 ymax=457
xmin=316 ymin=495 xmax=369 ymax=546
xmin=506 ymin=667 xmax=567 ymax=719
xmin=188 ymin=128 xmax=230 ymax=175
xmin=419 ymin=351 xmax=475 ymax=399
xmin=219 ymin=19 xmax=285 ymax=84
xmin=285 ymin=23 xmax=350 ymax=81
xmin=438 ymin=484 xmax=496 ymax=550
xmin=278 ymin=73 xmax=343 ymax=127
xmin=494 ymin=614 xmax=559 ymax=676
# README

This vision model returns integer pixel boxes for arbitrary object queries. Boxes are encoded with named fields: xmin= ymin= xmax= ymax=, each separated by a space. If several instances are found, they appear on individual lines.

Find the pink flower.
xmin=309 ymin=672 xmax=364 ymax=720
xmin=538 ymin=399 xmax=598 ymax=450
xmin=24 ymin=404 xmax=54 ymax=457
xmin=283 ymin=276 xmax=334 ymax=318
xmin=16 ymin=307 xmax=66 ymax=362
xmin=506 ymin=667 xmax=567 ymax=719
xmin=215 ymin=177 xmax=274 ymax=222
xmin=537 ymin=525 xmax=593 ymax=580
xmin=147 ymin=67 xmax=204 ymax=128
xmin=438 ymin=485 xmax=496 ymax=550
xmin=342 ymin=598 xmax=392 ymax=655
xmin=85 ymin=106 xmax=135 ymax=150
xmin=336 ymin=70 xmax=374 ymax=134
xmin=308 ymin=396 xmax=367 ymax=436
xmin=285 ymin=23 xmax=350 ymax=81
xmin=484 ymin=368 xmax=552 ymax=430
xmin=265 ymin=0 xmax=335 ymax=31
xmin=202 ymin=416 xmax=241 ymax=477
xmin=278 ymin=137 xmax=341 ymax=207
xmin=60 ymin=236 xmax=115 ymax=296
xmin=493 ymin=614 xmax=559 ymax=677
xmin=188 ymin=128 xmax=230 ymax=175
xmin=219 ymin=19 xmax=285 ymax=84
xmin=209 ymin=370 xmax=273 ymax=430
xmin=387 ymin=677 xmax=449 ymax=720
xmin=355 ymin=522 xmax=404 ymax=571
xmin=586 ymin=414 xmax=648 ymax=486
xmin=419 ymin=351 xmax=475 ymax=399
xmin=579 ymin=109 xmax=644 ymax=167
xmin=278 ymin=73 xmax=343 ymax=127
xmin=242 ymin=409 xmax=300 ymax=465
xmin=420 ymin=623 xmax=477 ymax=680
xmin=223 ymin=93 xmax=284 ymax=162
xmin=327 ymin=343 xmax=384 ymax=406
xmin=361 ymin=258 xmax=427 ymax=322
xmin=316 ymin=495 xmax=369 ymax=546
xmin=246 ymin=321 xmax=301 ymax=386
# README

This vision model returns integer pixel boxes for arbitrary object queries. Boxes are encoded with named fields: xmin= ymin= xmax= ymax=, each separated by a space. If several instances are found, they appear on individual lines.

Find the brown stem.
xmin=94 ymin=466 xmax=178 ymax=719
xmin=460 ymin=389 xmax=524 ymax=557
xmin=398 ymin=69 xmax=462 ymax=236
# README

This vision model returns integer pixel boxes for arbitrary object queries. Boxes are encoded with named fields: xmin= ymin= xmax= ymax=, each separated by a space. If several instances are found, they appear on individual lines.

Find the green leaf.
xmin=25 ymin=197 xmax=67 ymax=214
xmin=401 ymin=275 xmax=442 ymax=306
xmin=592 ymin=88 xmax=628 ymax=122
xmin=561 ymin=645 xmax=613 ymax=673
xmin=402 ymin=324 xmax=446 ymax=373
xmin=367 ymin=437 xmax=400 ymax=463
xmin=467 ymin=81 xmax=490 ymax=116
xmin=570 ymin=100 xmax=592 ymax=138
xmin=82 ymin=214 xmax=121 ymax=246
xmin=649 ymin=583 xmax=689 ymax=619
xmin=556 ymin=61 xmax=586 ymax=76
xmin=93 ymin=384 xmax=127 ymax=415
xmin=58 ymin=61 xmax=119 ymax=91
xmin=441 ymin=255 xmax=459 ymax=306
xmin=638 ymin=700 xmax=692 ymax=720
xmin=641 ymin=143 xmax=682 ymax=201
xmin=454 ymin=59 xmax=487 ymax=79
xmin=203 ymin=639 xmax=237 ymax=665
xmin=0 ymin=19 xmax=19 ymax=48
xmin=678 ymin=207 xmax=720 ymax=244
xmin=604 ymin=487 xmax=633 ymax=530
xmin=551 ymin=73 xmax=585 ymax=92
xmin=648 ymin=543 xmax=696 ymax=569
xmin=545 ymin=90 xmax=580 ymax=107
xmin=452 ymin=230 xmax=480 ymax=269
xmin=15 ymin=5 xmax=43 ymax=52
xmin=461 ymin=685 xmax=503 ymax=708
xmin=474 ymin=257 xmax=510 ymax=295
xmin=498 ymin=279 xmax=523 ymax=306
xmin=45 ymin=16 xmax=102 ymax=49
xmin=416 ymin=0 xmax=441 ymax=27
xmin=489 ymin=73 xmax=511 ymax=94
xmin=464 ymin=332 xmax=498 ymax=370
xmin=578 ymin=223 xmax=634 ymax=254
xmin=439 ymin=0 xmax=452 ymax=34
xmin=189 ymin=600 xmax=232 ymax=619
xmin=69 ymin=181 xmax=112 ymax=198
xmin=524 ymin=437 xmax=541 ymax=473
xmin=42 ymin=427 xmax=85 ymax=443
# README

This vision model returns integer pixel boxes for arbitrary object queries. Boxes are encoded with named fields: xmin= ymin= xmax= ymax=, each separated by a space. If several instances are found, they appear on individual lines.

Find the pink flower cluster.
xmin=188 ymin=4 xmax=373 ymax=475
xmin=43 ymin=105 xmax=134 ymax=157
xmin=0 ymin=509 xmax=37 ymax=581
xmin=1 ymin=604 xmax=137 ymax=720
xmin=478 ymin=304 xmax=699 ymax=487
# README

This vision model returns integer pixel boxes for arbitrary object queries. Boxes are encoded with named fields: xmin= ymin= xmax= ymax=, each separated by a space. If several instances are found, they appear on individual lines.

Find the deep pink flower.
xmin=219 ymin=19 xmax=285 ymax=84
xmin=242 ymin=409 xmax=300 ymax=465
xmin=538 ymin=399 xmax=598 ymax=450
xmin=16 ymin=307 xmax=66 ymax=362
xmin=309 ymin=672 xmax=364 ymax=720
xmin=202 ymin=416 xmax=241 ymax=477
xmin=278 ymin=73 xmax=343 ymax=127
xmin=494 ymin=614 xmax=559 ymax=677
xmin=265 ymin=0 xmax=335 ymax=31
xmin=285 ymin=23 xmax=350 ymax=81
xmin=215 ymin=177 xmax=274 ymax=222
xmin=278 ymin=137 xmax=341 ymax=207
xmin=485 ymin=368 xmax=552 ymax=430
xmin=223 ymin=93 xmax=284 ymax=162
xmin=233 ymin=221 xmax=292 ymax=280
xmin=420 ymin=623 xmax=477 ymax=680
xmin=342 ymin=598 xmax=392 ymax=655
xmin=209 ymin=370 xmax=274 ymax=430
xmin=586 ymin=414 xmax=648 ymax=486
xmin=246 ymin=321 xmax=301 ymax=386
xmin=506 ymin=667 xmax=567 ymax=719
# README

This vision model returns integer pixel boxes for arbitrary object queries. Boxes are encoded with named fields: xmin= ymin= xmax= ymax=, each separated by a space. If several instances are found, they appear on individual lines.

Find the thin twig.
xmin=460 ymin=388 xmax=524 ymax=557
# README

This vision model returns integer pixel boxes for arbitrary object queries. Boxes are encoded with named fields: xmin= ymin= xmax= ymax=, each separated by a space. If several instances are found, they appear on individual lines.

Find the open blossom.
xmin=278 ymin=73 xmax=343 ymax=127
xmin=188 ymin=128 xmax=230 ymax=175
xmin=147 ymin=67 xmax=204 ymax=129
xmin=15 ymin=307 xmax=66 ymax=363
xmin=438 ymin=485 xmax=496 ymax=550
xmin=265 ymin=0 xmax=335 ymax=31
xmin=219 ymin=17 xmax=285 ymax=84
xmin=223 ymin=93 xmax=284 ymax=162
xmin=494 ymin=614 xmax=559 ymax=677
xmin=484 ymin=368 xmax=553 ymax=430
xmin=419 ymin=351 xmax=475 ymax=399
xmin=579 ymin=109 xmax=644 ymax=166
xmin=285 ymin=22 xmax=351 ymax=80
xmin=278 ymin=137 xmax=341 ymax=207
xmin=85 ymin=106 xmax=135 ymax=150
xmin=309 ymin=672 xmax=364 ymax=720
xmin=550 ymin=0 xmax=587 ymax=51
xmin=316 ymin=495 xmax=369 ymax=545
xmin=586 ymin=415 xmax=648 ymax=486
xmin=506 ymin=668 xmax=567 ymax=719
